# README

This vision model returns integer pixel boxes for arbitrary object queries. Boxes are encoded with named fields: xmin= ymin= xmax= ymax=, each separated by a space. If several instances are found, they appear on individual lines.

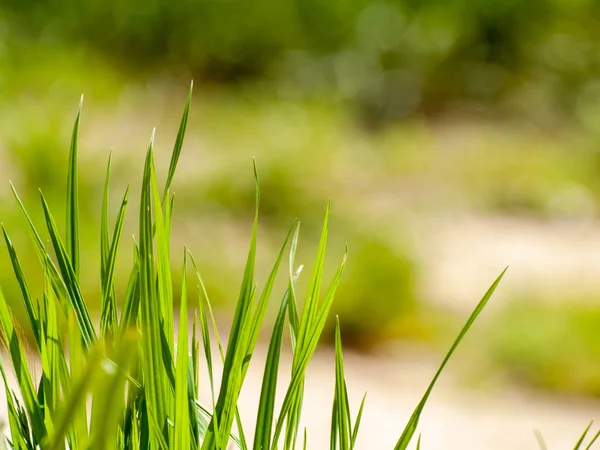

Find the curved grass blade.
xmin=10 ymin=183 xmax=70 ymax=314
xmin=253 ymin=266 xmax=302 ymax=450
xmin=163 ymin=81 xmax=193 ymax=204
xmin=394 ymin=268 xmax=508 ymax=450
xmin=100 ymin=184 xmax=130 ymax=339
xmin=574 ymin=421 xmax=594 ymax=450
xmin=40 ymin=192 xmax=97 ymax=348
xmin=138 ymin=135 xmax=169 ymax=443
xmin=585 ymin=430 xmax=600 ymax=449
xmin=0 ymin=287 xmax=46 ymax=445
xmin=1 ymin=225 xmax=40 ymax=349
xmin=119 ymin=241 xmax=140 ymax=336
xmin=201 ymin=162 xmax=260 ymax=450
xmin=66 ymin=96 xmax=83 ymax=278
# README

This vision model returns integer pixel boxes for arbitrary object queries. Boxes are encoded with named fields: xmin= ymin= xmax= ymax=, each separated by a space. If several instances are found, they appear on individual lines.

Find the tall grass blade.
xmin=0 ymin=287 xmax=46 ymax=444
xmin=394 ymin=267 xmax=508 ymax=450
xmin=574 ymin=421 xmax=594 ymax=450
xmin=174 ymin=251 xmax=190 ymax=450
xmin=66 ymin=96 xmax=83 ymax=277
xmin=585 ymin=430 xmax=600 ymax=450
xmin=10 ymin=183 xmax=70 ymax=314
xmin=1 ymin=226 xmax=41 ymax=349
xmin=100 ymin=184 xmax=130 ymax=339
xmin=138 ymin=135 xmax=170 ymax=444
xmin=163 ymin=81 xmax=193 ymax=203
xmin=201 ymin=162 xmax=260 ymax=450
xmin=253 ymin=267 xmax=301 ymax=450
xmin=40 ymin=192 xmax=97 ymax=348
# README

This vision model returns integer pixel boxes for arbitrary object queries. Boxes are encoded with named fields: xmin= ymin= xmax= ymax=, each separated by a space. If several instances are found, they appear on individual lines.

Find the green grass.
xmin=0 ymin=85 xmax=538 ymax=449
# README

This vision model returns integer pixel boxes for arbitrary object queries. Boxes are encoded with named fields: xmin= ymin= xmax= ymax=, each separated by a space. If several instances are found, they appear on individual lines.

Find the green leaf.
xmin=40 ymin=192 xmax=97 ymax=348
xmin=10 ymin=183 xmax=70 ymax=315
xmin=163 ymin=81 xmax=193 ymax=204
xmin=394 ymin=268 xmax=508 ymax=450
xmin=350 ymin=393 xmax=366 ymax=449
xmin=0 ymin=358 xmax=29 ymax=450
xmin=119 ymin=242 xmax=140 ymax=337
xmin=574 ymin=422 xmax=594 ymax=450
xmin=0 ymin=287 xmax=46 ymax=445
xmin=333 ymin=317 xmax=350 ymax=450
xmin=100 ymin=183 xmax=130 ymax=339
xmin=253 ymin=266 xmax=301 ymax=450
xmin=585 ymin=430 xmax=600 ymax=450
xmin=66 ymin=95 xmax=83 ymax=277
xmin=174 ymin=251 xmax=190 ymax=450
xmin=201 ymin=162 xmax=260 ymax=450
xmin=1 ymin=225 xmax=41 ymax=349
xmin=138 ymin=135 xmax=169 ymax=443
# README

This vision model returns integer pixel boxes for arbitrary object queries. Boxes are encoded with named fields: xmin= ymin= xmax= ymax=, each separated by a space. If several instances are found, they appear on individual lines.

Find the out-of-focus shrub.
xmin=330 ymin=228 xmax=418 ymax=349
xmin=482 ymin=298 xmax=600 ymax=397
xmin=4 ymin=0 xmax=600 ymax=127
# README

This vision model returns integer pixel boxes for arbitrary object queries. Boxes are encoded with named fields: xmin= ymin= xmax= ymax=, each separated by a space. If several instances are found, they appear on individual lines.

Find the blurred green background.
xmin=2 ymin=0 xmax=600 ymax=399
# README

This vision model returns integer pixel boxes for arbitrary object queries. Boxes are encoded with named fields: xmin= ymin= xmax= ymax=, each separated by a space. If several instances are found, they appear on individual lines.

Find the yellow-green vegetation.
xmin=0 ymin=88 xmax=516 ymax=449
xmin=482 ymin=298 xmax=600 ymax=398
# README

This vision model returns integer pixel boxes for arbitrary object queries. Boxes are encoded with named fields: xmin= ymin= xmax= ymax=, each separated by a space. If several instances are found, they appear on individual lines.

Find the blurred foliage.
xmin=481 ymin=298 xmax=600 ymax=397
xmin=3 ymin=0 xmax=600 ymax=128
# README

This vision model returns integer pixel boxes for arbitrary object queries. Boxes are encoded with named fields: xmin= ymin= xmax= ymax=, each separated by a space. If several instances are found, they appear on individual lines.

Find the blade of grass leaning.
xmin=174 ymin=251 xmax=190 ymax=450
xmin=253 ymin=265 xmax=302 ymax=450
xmin=149 ymin=143 xmax=174 ymax=356
xmin=40 ymin=192 xmax=97 ymax=348
xmin=119 ymin=241 xmax=140 ymax=336
xmin=574 ymin=421 xmax=594 ymax=450
xmin=163 ymin=81 xmax=193 ymax=204
xmin=100 ymin=184 xmax=130 ymax=339
xmin=271 ymin=211 xmax=346 ymax=449
xmin=284 ymin=203 xmax=332 ymax=450
xmin=0 ymin=286 xmax=46 ymax=444
xmin=585 ymin=429 xmax=600 ymax=450
xmin=10 ymin=183 xmax=70 ymax=314
xmin=201 ymin=163 xmax=260 ymax=450
xmin=350 ymin=393 xmax=366 ymax=449
xmin=0 ymin=357 xmax=29 ymax=450
xmin=138 ymin=134 xmax=170 ymax=444
xmin=1 ymin=225 xmax=41 ymax=349
xmin=65 ymin=95 xmax=83 ymax=278
xmin=534 ymin=429 xmax=548 ymax=450
xmin=101 ymin=153 xmax=112 ymax=295
xmin=394 ymin=267 xmax=508 ymax=450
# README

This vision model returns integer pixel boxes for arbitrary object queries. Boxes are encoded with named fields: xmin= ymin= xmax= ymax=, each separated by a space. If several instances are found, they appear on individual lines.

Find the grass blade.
xmin=253 ymin=267 xmax=301 ymax=450
xmin=0 ymin=287 xmax=46 ymax=445
xmin=174 ymin=251 xmax=190 ymax=450
xmin=163 ymin=81 xmax=193 ymax=204
xmin=40 ymin=192 xmax=97 ymax=348
xmin=574 ymin=421 xmax=594 ymax=450
xmin=100 ymin=184 xmax=130 ymax=339
xmin=138 ymin=135 xmax=169 ymax=443
xmin=1 ymin=225 xmax=41 ymax=349
xmin=66 ymin=96 xmax=83 ymax=277
xmin=585 ymin=430 xmax=600 ymax=450
xmin=394 ymin=268 xmax=508 ymax=450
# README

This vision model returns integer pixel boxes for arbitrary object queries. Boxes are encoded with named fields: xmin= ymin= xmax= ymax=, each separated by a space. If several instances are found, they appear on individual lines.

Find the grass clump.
xmin=0 ymin=84 xmax=588 ymax=449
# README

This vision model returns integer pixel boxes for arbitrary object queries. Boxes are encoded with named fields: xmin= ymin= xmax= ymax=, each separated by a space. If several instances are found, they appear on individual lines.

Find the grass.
xmin=0 ymin=84 xmax=548 ymax=449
